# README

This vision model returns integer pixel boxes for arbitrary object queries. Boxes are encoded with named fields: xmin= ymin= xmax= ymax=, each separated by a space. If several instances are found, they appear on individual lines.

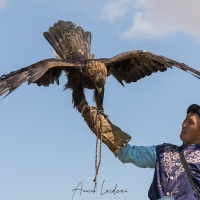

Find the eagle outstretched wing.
xmin=103 ymin=50 xmax=200 ymax=86
xmin=0 ymin=59 xmax=83 ymax=98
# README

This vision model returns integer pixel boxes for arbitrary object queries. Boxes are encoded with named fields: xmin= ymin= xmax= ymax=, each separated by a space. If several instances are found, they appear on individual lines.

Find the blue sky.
xmin=1 ymin=0 xmax=200 ymax=199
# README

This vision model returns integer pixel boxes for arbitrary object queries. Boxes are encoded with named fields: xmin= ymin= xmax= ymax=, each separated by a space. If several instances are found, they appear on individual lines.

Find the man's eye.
xmin=189 ymin=120 xmax=194 ymax=125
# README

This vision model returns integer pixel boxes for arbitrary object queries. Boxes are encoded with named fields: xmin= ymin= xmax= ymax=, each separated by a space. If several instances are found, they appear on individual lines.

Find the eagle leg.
xmin=72 ymin=85 xmax=86 ymax=109
xmin=94 ymin=87 xmax=108 ymax=117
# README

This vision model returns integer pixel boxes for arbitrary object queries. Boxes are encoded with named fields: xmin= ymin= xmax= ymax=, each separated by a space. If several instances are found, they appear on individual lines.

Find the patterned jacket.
xmin=118 ymin=143 xmax=200 ymax=199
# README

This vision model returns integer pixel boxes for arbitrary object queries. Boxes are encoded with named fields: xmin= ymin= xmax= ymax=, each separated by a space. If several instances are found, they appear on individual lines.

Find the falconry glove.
xmin=77 ymin=100 xmax=131 ymax=156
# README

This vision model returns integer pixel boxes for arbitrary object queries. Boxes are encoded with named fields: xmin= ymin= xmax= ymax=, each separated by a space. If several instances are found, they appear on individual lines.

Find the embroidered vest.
xmin=148 ymin=143 xmax=200 ymax=200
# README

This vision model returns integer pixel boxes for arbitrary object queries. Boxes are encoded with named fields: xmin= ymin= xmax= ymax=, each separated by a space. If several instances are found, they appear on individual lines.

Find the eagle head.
xmin=87 ymin=61 xmax=107 ymax=93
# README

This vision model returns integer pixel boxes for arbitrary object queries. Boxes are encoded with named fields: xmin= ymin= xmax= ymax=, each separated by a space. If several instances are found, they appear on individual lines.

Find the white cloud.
xmin=100 ymin=0 xmax=200 ymax=40
xmin=131 ymin=0 xmax=200 ymax=39
xmin=122 ymin=12 xmax=172 ymax=39
xmin=0 ymin=0 xmax=6 ymax=9
xmin=100 ymin=0 xmax=131 ymax=22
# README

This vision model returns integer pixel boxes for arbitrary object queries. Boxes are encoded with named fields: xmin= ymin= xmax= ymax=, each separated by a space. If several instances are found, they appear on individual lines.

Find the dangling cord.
xmin=93 ymin=111 xmax=103 ymax=187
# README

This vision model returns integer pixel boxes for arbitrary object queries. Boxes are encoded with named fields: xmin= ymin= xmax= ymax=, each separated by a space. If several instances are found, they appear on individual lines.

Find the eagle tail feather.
xmin=43 ymin=20 xmax=93 ymax=61
xmin=45 ymin=29 xmax=64 ymax=60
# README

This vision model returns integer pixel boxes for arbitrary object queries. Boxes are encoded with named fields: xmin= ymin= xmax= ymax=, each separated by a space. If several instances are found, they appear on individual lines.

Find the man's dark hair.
xmin=187 ymin=104 xmax=200 ymax=117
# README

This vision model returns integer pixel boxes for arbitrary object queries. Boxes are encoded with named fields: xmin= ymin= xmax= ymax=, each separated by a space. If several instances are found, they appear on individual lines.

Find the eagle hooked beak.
xmin=96 ymin=87 xmax=103 ymax=94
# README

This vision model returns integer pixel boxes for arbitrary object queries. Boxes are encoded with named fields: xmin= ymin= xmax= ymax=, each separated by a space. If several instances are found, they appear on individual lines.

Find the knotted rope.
xmin=93 ymin=110 xmax=103 ymax=186
xmin=78 ymin=101 xmax=103 ymax=186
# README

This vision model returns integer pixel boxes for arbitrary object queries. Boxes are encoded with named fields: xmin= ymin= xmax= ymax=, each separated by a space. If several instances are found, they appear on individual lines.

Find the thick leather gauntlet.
xmin=77 ymin=100 xmax=131 ymax=156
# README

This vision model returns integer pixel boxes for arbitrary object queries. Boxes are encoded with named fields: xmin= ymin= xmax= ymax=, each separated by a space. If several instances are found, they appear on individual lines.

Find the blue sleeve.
xmin=117 ymin=144 xmax=157 ymax=168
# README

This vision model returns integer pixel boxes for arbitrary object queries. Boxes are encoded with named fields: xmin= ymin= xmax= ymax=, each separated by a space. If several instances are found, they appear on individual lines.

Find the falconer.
xmin=78 ymin=101 xmax=200 ymax=200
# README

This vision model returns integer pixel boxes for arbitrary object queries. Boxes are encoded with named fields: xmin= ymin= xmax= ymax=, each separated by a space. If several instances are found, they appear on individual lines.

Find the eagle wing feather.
xmin=104 ymin=50 xmax=200 ymax=85
xmin=0 ymin=59 xmax=83 ymax=98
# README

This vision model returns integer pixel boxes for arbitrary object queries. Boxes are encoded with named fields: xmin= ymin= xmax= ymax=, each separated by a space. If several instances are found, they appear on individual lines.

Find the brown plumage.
xmin=1 ymin=20 xmax=200 ymax=111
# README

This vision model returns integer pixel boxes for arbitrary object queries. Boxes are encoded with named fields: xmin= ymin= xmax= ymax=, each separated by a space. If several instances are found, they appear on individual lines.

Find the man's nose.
xmin=182 ymin=122 xmax=186 ymax=128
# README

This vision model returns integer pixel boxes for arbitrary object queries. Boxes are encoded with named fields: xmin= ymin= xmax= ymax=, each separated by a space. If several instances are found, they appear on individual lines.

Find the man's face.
xmin=180 ymin=113 xmax=200 ymax=145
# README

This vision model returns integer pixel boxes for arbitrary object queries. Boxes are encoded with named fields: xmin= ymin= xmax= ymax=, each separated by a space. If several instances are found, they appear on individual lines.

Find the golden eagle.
xmin=0 ymin=20 xmax=200 ymax=112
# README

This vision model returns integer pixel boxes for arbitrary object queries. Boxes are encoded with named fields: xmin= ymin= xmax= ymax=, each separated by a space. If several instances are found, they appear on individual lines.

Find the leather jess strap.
xmin=178 ymin=147 xmax=199 ymax=199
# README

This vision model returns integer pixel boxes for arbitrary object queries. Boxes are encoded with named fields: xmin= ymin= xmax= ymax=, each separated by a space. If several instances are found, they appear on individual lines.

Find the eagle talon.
xmin=97 ymin=109 xmax=108 ymax=118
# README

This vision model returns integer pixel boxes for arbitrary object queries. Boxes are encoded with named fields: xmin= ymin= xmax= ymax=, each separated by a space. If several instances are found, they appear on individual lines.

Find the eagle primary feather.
xmin=0 ymin=20 xmax=200 ymax=111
